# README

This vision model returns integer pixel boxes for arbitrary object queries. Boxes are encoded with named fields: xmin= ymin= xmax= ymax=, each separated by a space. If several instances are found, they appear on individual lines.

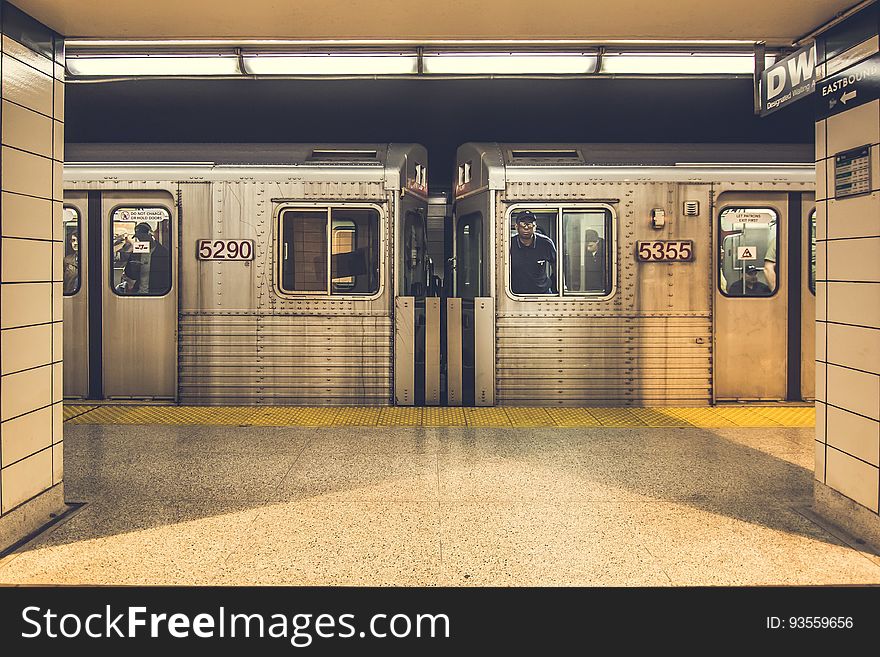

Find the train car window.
xmin=330 ymin=209 xmax=379 ymax=295
xmin=562 ymin=209 xmax=613 ymax=296
xmin=509 ymin=208 xmax=559 ymax=295
xmin=109 ymin=207 xmax=172 ymax=297
xmin=809 ymin=209 xmax=817 ymax=295
xmin=280 ymin=207 xmax=379 ymax=296
xmin=718 ymin=207 xmax=778 ymax=298
xmin=62 ymin=206 xmax=81 ymax=296
xmin=456 ymin=211 xmax=482 ymax=299
xmin=280 ymin=210 xmax=329 ymax=293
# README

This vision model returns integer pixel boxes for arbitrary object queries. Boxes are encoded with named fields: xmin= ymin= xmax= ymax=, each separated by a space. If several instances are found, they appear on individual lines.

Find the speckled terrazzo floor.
xmin=1 ymin=424 xmax=878 ymax=586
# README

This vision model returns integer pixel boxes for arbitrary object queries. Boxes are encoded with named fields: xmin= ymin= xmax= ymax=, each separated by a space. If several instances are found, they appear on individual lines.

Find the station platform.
xmin=63 ymin=404 xmax=817 ymax=428
xmin=2 ymin=404 xmax=878 ymax=586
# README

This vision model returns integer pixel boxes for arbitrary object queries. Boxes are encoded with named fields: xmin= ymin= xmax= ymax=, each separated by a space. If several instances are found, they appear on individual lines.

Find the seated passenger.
xmin=583 ymin=229 xmax=606 ymax=292
xmin=510 ymin=210 xmax=557 ymax=295
xmin=727 ymin=265 xmax=771 ymax=296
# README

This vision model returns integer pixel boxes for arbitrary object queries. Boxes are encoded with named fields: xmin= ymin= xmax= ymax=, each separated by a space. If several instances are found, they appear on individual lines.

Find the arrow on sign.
xmin=841 ymin=90 xmax=857 ymax=104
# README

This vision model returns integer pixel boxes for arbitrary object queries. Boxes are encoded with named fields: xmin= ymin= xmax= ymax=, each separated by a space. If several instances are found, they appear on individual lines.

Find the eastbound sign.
xmin=817 ymin=52 xmax=880 ymax=119
xmin=760 ymin=43 xmax=816 ymax=116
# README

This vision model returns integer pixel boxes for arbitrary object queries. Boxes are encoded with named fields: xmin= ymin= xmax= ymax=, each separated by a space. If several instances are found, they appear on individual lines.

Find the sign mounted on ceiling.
xmin=760 ymin=43 xmax=817 ymax=116
xmin=817 ymin=52 xmax=880 ymax=119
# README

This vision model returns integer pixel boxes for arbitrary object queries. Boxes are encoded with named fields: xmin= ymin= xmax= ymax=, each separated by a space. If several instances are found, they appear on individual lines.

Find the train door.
xmin=801 ymin=195 xmax=817 ymax=400
xmin=62 ymin=193 xmax=89 ymax=398
xmin=62 ymin=190 xmax=177 ymax=400
xmin=394 ymin=195 xmax=435 ymax=405
xmin=714 ymin=191 xmax=813 ymax=401
xmin=447 ymin=197 xmax=495 ymax=406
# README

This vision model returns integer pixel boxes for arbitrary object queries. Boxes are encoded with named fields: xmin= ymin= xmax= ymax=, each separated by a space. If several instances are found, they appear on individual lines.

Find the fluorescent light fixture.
xmin=66 ymin=54 xmax=240 ymax=76
xmin=242 ymin=53 xmax=419 ymax=75
xmin=66 ymin=39 xmax=759 ymax=48
xmin=423 ymin=53 xmax=598 ymax=75
xmin=601 ymin=53 xmax=776 ymax=75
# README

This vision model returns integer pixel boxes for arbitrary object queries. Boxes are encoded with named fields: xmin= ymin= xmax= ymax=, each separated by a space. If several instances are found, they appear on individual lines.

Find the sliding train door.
xmin=62 ymin=193 xmax=89 ymax=398
xmin=447 ymin=192 xmax=495 ymax=406
xmin=714 ymin=190 xmax=814 ymax=401
xmin=62 ymin=190 xmax=177 ymax=400
xmin=801 ymin=194 xmax=817 ymax=400
xmin=101 ymin=192 xmax=177 ymax=399
xmin=715 ymin=192 xmax=788 ymax=400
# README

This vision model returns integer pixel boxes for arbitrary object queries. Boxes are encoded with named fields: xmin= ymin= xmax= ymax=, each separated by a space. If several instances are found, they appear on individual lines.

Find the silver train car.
xmin=450 ymin=143 xmax=816 ymax=406
xmin=62 ymin=143 xmax=432 ymax=405
xmin=63 ymin=141 xmax=816 ymax=407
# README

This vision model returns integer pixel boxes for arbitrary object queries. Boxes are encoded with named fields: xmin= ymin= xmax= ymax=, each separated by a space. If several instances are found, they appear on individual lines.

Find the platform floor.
xmin=2 ymin=406 xmax=879 ymax=586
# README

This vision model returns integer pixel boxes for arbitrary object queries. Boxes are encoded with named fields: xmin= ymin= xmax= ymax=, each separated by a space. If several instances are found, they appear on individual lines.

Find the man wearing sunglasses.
xmin=510 ymin=210 xmax=557 ymax=295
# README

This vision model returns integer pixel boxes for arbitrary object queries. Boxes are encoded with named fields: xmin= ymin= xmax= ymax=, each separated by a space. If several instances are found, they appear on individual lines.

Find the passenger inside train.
xmin=728 ymin=264 xmax=772 ymax=296
xmin=111 ymin=213 xmax=172 ymax=296
xmin=509 ymin=210 xmax=557 ymax=295
xmin=62 ymin=225 xmax=79 ymax=295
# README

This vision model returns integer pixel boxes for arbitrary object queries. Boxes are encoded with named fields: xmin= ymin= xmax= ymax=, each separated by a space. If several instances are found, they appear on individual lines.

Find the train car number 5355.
xmin=636 ymin=240 xmax=694 ymax=262
xmin=196 ymin=239 xmax=255 ymax=261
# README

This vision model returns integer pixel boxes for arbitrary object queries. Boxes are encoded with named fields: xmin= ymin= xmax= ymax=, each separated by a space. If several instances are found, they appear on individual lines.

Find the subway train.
xmin=62 ymin=142 xmax=816 ymax=406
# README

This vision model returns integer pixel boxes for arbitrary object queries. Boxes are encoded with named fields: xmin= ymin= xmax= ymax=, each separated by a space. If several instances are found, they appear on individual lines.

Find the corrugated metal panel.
xmin=179 ymin=313 xmax=392 ymax=405
xmin=496 ymin=316 xmax=712 ymax=406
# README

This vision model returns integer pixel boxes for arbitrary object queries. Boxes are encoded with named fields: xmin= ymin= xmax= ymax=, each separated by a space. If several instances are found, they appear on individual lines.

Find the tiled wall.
xmin=815 ymin=98 xmax=880 ymax=516
xmin=0 ymin=9 xmax=64 ymax=518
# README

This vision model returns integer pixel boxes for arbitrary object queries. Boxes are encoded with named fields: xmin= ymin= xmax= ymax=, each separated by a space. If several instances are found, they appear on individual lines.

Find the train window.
xmin=279 ymin=207 xmax=379 ymax=296
xmin=456 ymin=211 xmax=482 ymax=299
xmin=718 ymin=207 xmax=778 ymax=298
xmin=331 ymin=209 xmax=379 ymax=295
xmin=508 ymin=205 xmax=613 ymax=299
xmin=809 ymin=209 xmax=817 ymax=295
xmin=62 ymin=206 xmax=81 ymax=296
xmin=562 ymin=209 xmax=613 ymax=296
xmin=509 ymin=208 xmax=559 ymax=295
xmin=281 ymin=210 xmax=327 ymax=293
xmin=109 ymin=207 xmax=172 ymax=297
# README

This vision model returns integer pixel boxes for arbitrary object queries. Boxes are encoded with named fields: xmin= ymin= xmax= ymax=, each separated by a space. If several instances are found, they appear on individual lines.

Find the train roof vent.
xmin=510 ymin=149 xmax=582 ymax=160
xmin=309 ymin=149 xmax=379 ymax=161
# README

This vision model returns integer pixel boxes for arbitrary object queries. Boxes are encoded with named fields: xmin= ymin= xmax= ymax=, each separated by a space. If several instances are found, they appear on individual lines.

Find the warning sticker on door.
xmin=736 ymin=246 xmax=757 ymax=260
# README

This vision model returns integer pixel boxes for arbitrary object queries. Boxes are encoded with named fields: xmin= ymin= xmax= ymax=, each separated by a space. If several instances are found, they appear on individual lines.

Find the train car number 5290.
xmin=196 ymin=239 xmax=255 ymax=261
xmin=636 ymin=240 xmax=694 ymax=262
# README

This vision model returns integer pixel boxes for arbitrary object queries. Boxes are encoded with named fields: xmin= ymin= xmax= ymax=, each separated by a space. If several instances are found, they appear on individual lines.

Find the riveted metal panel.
xmin=425 ymin=297 xmax=441 ymax=405
xmin=394 ymin=296 xmax=415 ymax=406
xmin=178 ymin=313 xmax=392 ymax=405
xmin=446 ymin=298 xmax=463 ymax=406
xmin=474 ymin=296 xmax=495 ymax=406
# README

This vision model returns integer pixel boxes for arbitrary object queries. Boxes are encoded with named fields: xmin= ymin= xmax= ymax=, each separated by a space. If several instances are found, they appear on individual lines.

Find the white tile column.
xmin=813 ymin=9 xmax=880 ymax=546
xmin=0 ymin=1 xmax=66 ymax=552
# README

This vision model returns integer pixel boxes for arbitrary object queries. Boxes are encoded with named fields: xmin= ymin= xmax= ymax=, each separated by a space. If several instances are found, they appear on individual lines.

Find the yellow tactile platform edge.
xmin=63 ymin=404 xmax=815 ymax=428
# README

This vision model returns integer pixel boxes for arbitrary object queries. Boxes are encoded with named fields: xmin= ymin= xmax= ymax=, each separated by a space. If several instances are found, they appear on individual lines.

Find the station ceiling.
xmin=11 ymin=0 xmax=858 ymax=46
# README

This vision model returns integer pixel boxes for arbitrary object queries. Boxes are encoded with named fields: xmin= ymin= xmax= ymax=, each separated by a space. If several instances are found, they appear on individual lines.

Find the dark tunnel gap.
xmin=66 ymin=77 xmax=815 ymax=192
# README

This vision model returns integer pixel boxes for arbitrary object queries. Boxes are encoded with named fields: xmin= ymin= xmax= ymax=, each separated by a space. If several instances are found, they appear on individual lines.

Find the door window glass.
xmin=62 ymin=206 xmax=81 ymax=296
xmin=456 ymin=211 xmax=482 ymax=299
xmin=719 ymin=207 xmax=778 ymax=297
xmin=110 ymin=207 xmax=172 ymax=296
xmin=402 ymin=209 xmax=427 ymax=296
